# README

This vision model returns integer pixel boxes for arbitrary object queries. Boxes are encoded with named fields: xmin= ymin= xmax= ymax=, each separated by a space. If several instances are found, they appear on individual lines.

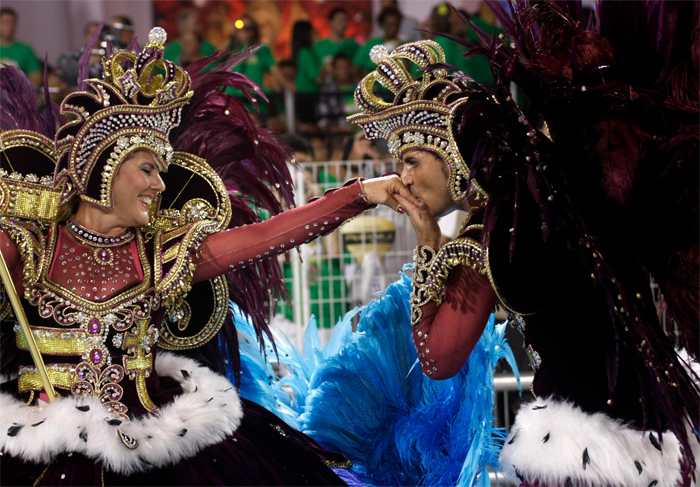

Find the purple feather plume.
xmin=0 ymin=64 xmax=64 ymax=137
xmin=170 ymin=48 xmax=295 ymax=382
xmin=441 ymin=0 xmax=699 ymax=480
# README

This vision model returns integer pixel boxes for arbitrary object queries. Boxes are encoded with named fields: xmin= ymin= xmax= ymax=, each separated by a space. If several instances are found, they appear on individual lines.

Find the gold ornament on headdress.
xmin=348 ymin=40 xmax=487 ymax=205
xmin=54 ymin=27 xmax=194 ymax=210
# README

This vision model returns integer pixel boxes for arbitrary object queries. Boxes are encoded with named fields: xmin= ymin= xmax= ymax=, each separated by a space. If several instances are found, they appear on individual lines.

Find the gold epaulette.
xmin=0 ymin=131 xmax=61 ymax=222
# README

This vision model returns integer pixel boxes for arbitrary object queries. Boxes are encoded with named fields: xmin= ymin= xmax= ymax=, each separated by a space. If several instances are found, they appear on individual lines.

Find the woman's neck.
xmin=71 ymin=205 xmax=128 ymax=236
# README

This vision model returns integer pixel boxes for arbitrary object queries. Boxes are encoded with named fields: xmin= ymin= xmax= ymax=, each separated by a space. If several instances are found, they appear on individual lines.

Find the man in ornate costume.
xmin=0 ymin=27 xmax=414 ymax=485
xmin=347 ymin=1 xmax=699 ymax=485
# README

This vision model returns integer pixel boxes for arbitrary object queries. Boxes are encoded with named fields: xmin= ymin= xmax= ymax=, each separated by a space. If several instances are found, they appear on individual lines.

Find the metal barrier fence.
xmin=274 ymin=158 xmax=418 ymax=346
xmin=272 ymin=156 xmax=530 ymax=410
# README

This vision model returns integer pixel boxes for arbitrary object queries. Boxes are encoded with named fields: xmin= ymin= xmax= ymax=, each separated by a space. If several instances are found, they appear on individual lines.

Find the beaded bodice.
xmin=54 ymin=222 xmax=140 ymax=301
xmin=15 ymin=224 xmax=162 ymax=417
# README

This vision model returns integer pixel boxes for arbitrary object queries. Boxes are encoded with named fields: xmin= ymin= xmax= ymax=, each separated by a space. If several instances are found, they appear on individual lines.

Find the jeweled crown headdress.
xmin=348 ymin=40 xmax=487 ymax=204
xmin=54 ymin=27 xmax=193 ymax=210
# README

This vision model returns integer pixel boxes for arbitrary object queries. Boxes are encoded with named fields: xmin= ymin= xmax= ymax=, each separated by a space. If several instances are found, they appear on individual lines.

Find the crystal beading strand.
xmin=66 ymin=219 xmax=135 ymax=266
xmin=67 ymin=220 xmax=135 ymax=247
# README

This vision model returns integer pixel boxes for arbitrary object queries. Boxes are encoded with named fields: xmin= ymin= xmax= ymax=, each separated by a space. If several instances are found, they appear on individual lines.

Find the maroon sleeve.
xmin=192 ymin=180 xmax=374 ymax=283
xmin=412 ymin=264 xmax=497 ymax=379
xmin=0 ymin=230 xmax=24 ymax=294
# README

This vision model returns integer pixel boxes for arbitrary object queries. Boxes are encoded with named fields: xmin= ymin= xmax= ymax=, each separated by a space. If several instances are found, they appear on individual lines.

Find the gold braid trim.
xmin=410 ymin=237 xmax=485 ymax=326
xmin=18 ymin=363 xmax=77 ymax=392
xmin=15 ymin=324 xmax=87 ymax=355
xmin=0 ymin=218 xmax=45 ymax=292
xmin=154 ymin=220 xmax=220 ymax=310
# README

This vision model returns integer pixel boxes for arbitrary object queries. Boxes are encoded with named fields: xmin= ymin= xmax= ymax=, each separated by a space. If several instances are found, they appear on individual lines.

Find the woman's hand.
xmin=361 ymin=174 xmax=420 ymax=213
xmin=394 ymin=192 xmax=442 ymax=250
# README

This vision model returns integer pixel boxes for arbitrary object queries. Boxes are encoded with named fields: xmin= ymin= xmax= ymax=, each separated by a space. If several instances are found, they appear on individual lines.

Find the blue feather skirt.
xmin=232 ymin=267 xmax=519 ymax=486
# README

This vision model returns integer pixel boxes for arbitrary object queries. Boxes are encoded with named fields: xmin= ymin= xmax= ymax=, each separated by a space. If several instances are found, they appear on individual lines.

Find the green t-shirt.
xmin=230 ymin=44 xmax=275 ymax=89
xmin=295 ymin=47 xmax=320 ymax=94
xmin=463 ymin=17 xmax=504 ymax=87
xmin=312 ymin=38 xmax=359 ymax=67
xmin=163 ymin=39 xmax=215 ymax=63
xmin=0 ymin=41 xmax=41 ymax=75
xmin=434 ymin=36 xmax=470 ymax=74
xmin=225 ymin=44 xmax=276 ymax=114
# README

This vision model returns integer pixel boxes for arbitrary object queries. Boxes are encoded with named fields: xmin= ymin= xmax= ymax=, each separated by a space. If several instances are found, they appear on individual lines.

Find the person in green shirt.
xmin=313 ymin=8 xmax=359 ymax=79
xmin=463 ymin=2 xmax=504 ymax=90
xmin=290 ymin=20 xmax=322 ymax=125
xmin=293 ymin=21 xmax=320 ymax=95
xmin=353 ymin=7 xmax=403 ymax=76
xmin=0 ymin=8 xmax=41 ymax=88
xmin=228 ymin=15 xmax=292 ymax=116
xmin=163 ymin=8 xmax=215 ymax=65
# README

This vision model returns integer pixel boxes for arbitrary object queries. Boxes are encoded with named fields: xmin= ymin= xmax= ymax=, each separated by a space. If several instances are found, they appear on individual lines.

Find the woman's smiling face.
xmin=400 ymin=149 xmax=457 ymax=218
xmin=111 ymin=150 xmax=165 ymax=228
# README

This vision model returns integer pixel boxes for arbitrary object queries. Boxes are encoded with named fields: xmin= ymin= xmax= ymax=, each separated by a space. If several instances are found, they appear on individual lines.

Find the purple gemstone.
xmin=97 ymin=249 xmax=110 ymax=262
xmin=88 ymin=318 xmax=100 ymax=334
xmin=90 ymin=348 xmax=103 ymax=364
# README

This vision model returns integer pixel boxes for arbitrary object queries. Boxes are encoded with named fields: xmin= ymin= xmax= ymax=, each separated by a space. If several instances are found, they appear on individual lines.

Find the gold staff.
xmin=0 ymin=250 xmax=57 ymax=402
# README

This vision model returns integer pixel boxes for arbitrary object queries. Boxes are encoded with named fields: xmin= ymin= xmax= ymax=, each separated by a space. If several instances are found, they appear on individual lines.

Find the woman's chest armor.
xmin=51 ymin=241 xmax=139 ymax=301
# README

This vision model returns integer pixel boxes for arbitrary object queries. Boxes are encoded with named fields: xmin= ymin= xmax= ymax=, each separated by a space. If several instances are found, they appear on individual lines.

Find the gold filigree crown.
xmin=348 ymin=40 xmax=487 ymax=204
xmin=54 ymin=27 xmax=194 ymax=210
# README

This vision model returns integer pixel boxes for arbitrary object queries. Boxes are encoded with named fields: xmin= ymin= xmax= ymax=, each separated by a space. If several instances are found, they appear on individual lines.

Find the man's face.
xmin=381 ymin=14 xmax=401 ymax=40
xmin=329 ymin=12 xmax=348 ymax=37
xmin=0 ymin=13 xmax=17 ymax=42
xmin=332 ymin=58 xmax=352 ymax=84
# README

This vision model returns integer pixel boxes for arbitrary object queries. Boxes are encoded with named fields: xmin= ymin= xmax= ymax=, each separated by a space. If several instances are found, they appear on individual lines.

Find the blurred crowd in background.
xmin=0 ymin=1 xmax=504 ymax=163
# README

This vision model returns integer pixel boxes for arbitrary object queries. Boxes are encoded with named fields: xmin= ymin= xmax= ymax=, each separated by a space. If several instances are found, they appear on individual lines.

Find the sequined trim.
xmin=72 ymin=362 xmax=129 ymax=418
xmin=158 ymin=276 xmax=228 ymax=350
xmin=154 ymin=220 xmax=218 ymax=310
xmin=122 ymin=319 xmax=158 ymax=411
xmin=324 ymin=459 xmax=353 ymax=469
xmin=411 ymin=237 xmax=485 ymax=326
xmin=0 ymin=131 xmax=60 ymax=222
xmin=66 ymin=220 xmax=135 ymax=247
xmin=0 ymin=218 xmax=44 ymax=290
xmin=15 ymin=324 xmax=87 ymax=355
xmin=18 ymin=364 xmax=77 ymax=392
xmin=117 ymin=429 xmax=139 ymax=449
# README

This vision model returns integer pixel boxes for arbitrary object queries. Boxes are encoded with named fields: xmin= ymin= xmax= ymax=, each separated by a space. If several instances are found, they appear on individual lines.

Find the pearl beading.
xmin=67 ymin=220 xmax=134 ymax=248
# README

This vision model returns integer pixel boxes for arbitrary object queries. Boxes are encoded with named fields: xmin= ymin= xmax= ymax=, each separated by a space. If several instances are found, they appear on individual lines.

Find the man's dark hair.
xmin=328 ymin=8 xmax=347 ymax=22
xmin=282 ymin=133 xmax=315 ymax=160
xmin=0 ymin=7 xmax=17 ymax=18
xmin=378 ymin=7 xmax=402 ymax=25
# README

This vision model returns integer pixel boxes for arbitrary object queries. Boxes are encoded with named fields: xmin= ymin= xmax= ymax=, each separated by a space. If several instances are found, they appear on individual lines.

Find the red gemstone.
xmin=90 ymin=348 xmax=103 ymax=364
xmin=88 ymin=318 xmax=100 ymax=334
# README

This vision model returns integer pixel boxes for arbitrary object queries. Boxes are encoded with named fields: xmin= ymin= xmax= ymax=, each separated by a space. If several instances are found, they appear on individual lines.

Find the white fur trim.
xmin=0 ymin=352 xmax=243 ymax=475
xmin=500 ymin=397 xmax=700 ymax=487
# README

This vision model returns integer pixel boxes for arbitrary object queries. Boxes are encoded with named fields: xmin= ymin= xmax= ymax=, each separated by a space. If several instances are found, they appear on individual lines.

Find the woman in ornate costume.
xmin=345 ymin=1 xmax=699 ymax=485
xmin=0 ymin=27 xmax=414 ymax=486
